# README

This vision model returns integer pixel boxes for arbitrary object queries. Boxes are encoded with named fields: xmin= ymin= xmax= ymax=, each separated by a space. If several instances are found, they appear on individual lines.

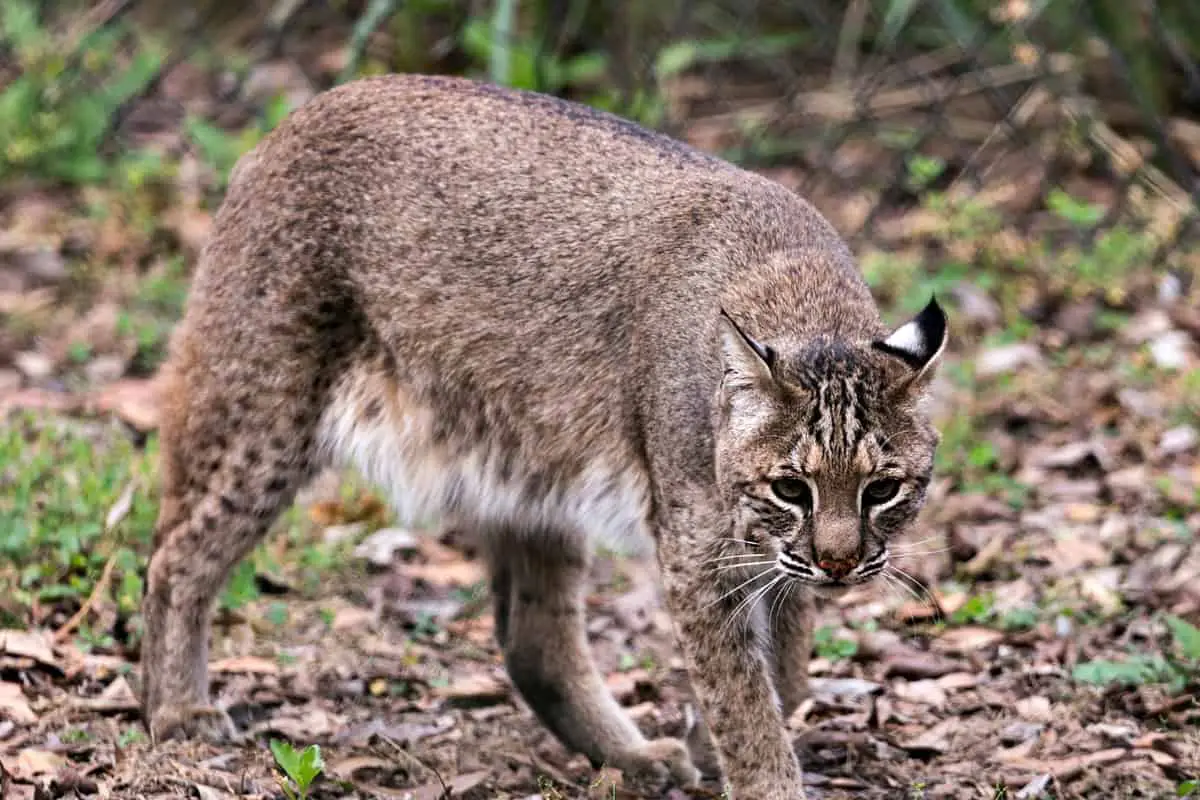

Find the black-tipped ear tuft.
xmin=872 ymin=296 xmax=948 ymax=371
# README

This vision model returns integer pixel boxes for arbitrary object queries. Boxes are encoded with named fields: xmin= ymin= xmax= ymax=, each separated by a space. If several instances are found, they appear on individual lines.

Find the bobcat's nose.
xmin=816 ymin=557 xmax=858 ymax=580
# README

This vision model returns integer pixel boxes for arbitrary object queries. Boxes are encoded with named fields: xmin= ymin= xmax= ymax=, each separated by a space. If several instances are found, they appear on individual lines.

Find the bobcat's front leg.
xmin=769 ymin=584 xmax=815 ymax=719
xmin=658 ymin=522 xmax=805 ymax=799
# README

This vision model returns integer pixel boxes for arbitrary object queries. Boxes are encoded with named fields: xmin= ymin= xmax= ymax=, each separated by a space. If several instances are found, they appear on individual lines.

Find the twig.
xmin=54 ymin=553 xmax=117 ymax=643
xmin=951 ymin=84 xmax=1050 ymax=192
xmin=381 ymin=735 xmax=450 ymax=798
xmin=696 ymin=54 xmax=1076 ymax=130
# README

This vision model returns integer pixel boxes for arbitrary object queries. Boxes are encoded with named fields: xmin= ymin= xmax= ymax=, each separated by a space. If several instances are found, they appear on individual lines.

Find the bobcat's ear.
xmin=872 ymin=297 xmax=948 ymax=391
xmin=717 ymin=309 xmax=775 ymax=392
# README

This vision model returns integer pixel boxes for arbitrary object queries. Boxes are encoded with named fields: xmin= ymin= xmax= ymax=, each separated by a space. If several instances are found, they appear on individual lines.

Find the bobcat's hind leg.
xmin=485 ymin=530 xmax=699 ymax=787
xmin=140 ymin=349 xmax=328 ymax=743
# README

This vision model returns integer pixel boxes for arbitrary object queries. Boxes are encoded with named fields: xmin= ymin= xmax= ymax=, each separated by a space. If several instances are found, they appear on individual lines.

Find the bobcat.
xmin=140 ymin=73 xmax=947 ymax=799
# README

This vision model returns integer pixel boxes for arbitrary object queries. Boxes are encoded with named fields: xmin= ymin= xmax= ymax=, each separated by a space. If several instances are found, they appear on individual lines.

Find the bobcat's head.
xmin=713 ymin=298 xmax=948 ymax=596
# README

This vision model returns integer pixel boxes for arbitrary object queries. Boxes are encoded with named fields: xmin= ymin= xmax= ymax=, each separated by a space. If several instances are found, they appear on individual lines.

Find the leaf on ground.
xmin=0 ymin=630 xmax=59 ymax=670
xmin=396 ymin=560 xmax=486 ymax=588
xmin=882 ymin=651 xmax=967 ymax=679
xmin=2 ymin=749 xmax=67 ymax=782
xmin=0 ymin=388 xmax=81 ymax=417
xmin=1005 ymin=747 xmax=1127 ymax=781
xmin=433 ymin=673 xmax=509 ymax=707
xmin=209 ymin=655 xmax=280 ymax=675
xmin=892 ymin=679 xmax=948 ymax=709
xmin=0 ymin=681 xmax=36 ymax=724
xmin=104 ymin=481 xmax=136 ymax=532
xmin=407 ymin=769 xmax=489 ymax=800
xmin=933 ymin=626 xmax=1004 ymax=654
xmin=71 ymin=675 xmax=138 ymax=712
xmin=1015 ymin=696 xmax=1053 ymax=723
xmin=896 ymin=718 xmax=959 ymax=755
xmin=252 ymin=706 xmax=337 ymax=740
xmin=354 ymin=527 xmax=420 ymax=567
xmin=89 ymin=377 xmax=161 ymax=431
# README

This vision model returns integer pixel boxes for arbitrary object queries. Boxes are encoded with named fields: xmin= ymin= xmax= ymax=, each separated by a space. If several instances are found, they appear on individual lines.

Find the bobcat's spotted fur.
xmin=139 ymin=74 xmax=947 ymax=800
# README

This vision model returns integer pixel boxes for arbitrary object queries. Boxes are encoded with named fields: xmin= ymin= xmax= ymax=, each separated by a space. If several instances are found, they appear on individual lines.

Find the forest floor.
xmin=2 ymin=9 xmax=1200 ymax=799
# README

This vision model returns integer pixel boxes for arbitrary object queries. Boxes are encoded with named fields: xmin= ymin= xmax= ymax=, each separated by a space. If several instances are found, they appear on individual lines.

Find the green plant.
xmin=813 ymin=625 xmax=858 ymax=660
xmin=1072 ymin=614 xmax=1200 ymax=693
xmin=0 ymin=0 xmax=166 ymax=183
xmin=184 ymin=93 xmax=294 ymax=190
xmin=1179 ymin=779 xmax=1198 ymax=797
xmin=0 ymin=413 xmax=158 ymax=624
xmin=270 ymin=740 xmax=324 ymax=800
xmin=952 ymin=592 xmax=996 ymax=625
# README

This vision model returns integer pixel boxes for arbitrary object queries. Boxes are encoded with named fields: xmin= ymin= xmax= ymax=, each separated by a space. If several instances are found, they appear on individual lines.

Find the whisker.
xmin=883 ymin=567 xmax=922 ymax=604
xmin=704 ymin=569 xmax=772 ymax=609
xmin=720 ymin=574 xmax=783 ymax=640
xmin=714 ymin=560 xmax=777 ymax=572
xmin=889 ymin=546 xmax=952 ymax=557
xmin=704 ymin=552 xmax=774 ymax=563
xmin=887 ymin=565 xmax=945 ymax=622
xmin=718 ymin=538 xmax=761 ymax=547
xmin=879 ymin=573 xmax=911 ymax=608
xmin=768 ymin=579 xmax=794 ymax=634
xmin=895 ymin=535 xmax=941 ymax=549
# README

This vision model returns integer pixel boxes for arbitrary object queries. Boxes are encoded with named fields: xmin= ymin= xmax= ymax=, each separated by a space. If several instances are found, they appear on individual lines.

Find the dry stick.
xmin=871 ymin=46 xmax=969 ymax=90
xmin=950 ymin=84 xmax=1051 ymax=194
xmin=63 ymin=0 xmax=132 ymax=52
xmin=1062 ymin=101 xmax=1196 ymax=238
xmin=382 ymin=735 xmax=451 ymax=798
xmin=693 ymin=54 xmax=1076 ymax=132
xmin=54 ymin=553 xmax=118 ymax=644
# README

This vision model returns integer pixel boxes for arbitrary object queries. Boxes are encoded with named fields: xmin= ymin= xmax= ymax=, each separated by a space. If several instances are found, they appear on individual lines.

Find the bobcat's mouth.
xmin=775 ymin=545 xmax=889 ymax=589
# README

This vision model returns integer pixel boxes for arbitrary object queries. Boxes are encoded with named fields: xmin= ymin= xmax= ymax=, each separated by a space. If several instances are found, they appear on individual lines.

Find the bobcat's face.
xmin=713 ymin=299 xmax=947 ymax=594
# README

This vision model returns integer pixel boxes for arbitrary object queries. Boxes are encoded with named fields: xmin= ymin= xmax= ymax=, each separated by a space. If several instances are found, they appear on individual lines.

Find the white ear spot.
xmin=883 ymin=320 xmax=926 ymax=360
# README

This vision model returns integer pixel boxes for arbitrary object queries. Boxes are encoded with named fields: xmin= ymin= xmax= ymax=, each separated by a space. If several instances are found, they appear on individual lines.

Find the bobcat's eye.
xmin=770 ymin=478 xmax=812 ymax=508
xmin=863 ymin=478 xmax=901 ymax=506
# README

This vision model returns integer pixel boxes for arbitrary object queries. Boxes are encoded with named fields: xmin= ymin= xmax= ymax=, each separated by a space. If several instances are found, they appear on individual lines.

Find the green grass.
xmin=0 ymin=411 xmax=364 ymax=643
xmin=0 ymin=413 xmax=158 ymax=628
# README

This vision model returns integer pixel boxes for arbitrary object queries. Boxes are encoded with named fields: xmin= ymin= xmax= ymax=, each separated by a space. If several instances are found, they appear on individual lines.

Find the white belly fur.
xmin=316 ymin=367 xmax=654 ymax=555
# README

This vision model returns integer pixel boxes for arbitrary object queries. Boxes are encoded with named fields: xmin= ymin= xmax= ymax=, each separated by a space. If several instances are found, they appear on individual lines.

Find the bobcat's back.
xmin=170 ymin=73 xmax=877 ymax=545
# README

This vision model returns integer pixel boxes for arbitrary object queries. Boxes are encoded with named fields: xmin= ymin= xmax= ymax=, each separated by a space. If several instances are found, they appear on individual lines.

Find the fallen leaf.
xmin=2 ymin=749 xmax=66 ymax=781
xmin=354 ymin=527 xmax=420 ymax=567
xmin=71 ymin=675 xmax=138 ymax=713
xmin=1006 ymin=748 xmax=1126 ymax=781
xmin=1016 ymin=696 xmax=1053 ymax=722
xmin=0 ymin=682 xmax=36 ymax=724
xmin=897 ymin=718 xmax=959 ymax=755
xmin=0 ymin=630 xmax=58 ymax=669
xmin=89 ymin=377 xmax=161 ymax=431
xmin=209 ymin=655 xmax=279 ymax=675
xmin=434 ymin=673 xmax=509 ymax=707
xmin=104 ymin=482 xmax=136 ymax=532
xmin=882 ymin=651 xmax=966 ymax=679
xmin=251 ymin=706 xmax=337 ymax=740
xmin=0 ymin=384 xmax=81 ymax=416
xmin=807 ymin=677 xmax=883 ymax=702
xmin=933 ymin=626 xmax=1004 ymax=654
xmin=892 ymin=679 xmax=947 ymax=709
xmin=396 ymin=560 xmax=486 ymax=588
xmin=329 ymin=755 xmax=395 ymax=780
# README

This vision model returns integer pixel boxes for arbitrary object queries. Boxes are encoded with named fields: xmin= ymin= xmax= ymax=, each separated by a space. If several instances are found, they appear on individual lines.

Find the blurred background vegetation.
xmin=0 ymin=0 xmax=1198 ymax=653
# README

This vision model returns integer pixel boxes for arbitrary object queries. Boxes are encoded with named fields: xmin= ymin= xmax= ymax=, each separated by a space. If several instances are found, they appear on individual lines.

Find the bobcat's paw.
xmin=613 ymin=736 xmax=701 ymax=788
xmin=147 ymin=704 xmax=241 ymax=745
